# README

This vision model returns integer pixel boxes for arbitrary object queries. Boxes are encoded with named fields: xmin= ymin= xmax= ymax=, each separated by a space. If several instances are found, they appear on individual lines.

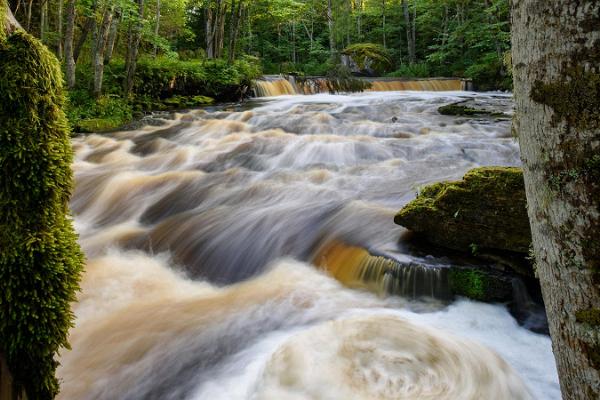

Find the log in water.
xmin=59 ymin=91 xmax=560 ymax=399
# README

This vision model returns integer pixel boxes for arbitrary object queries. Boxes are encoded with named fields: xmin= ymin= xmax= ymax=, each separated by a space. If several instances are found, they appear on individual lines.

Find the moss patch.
xmin=531 ymin=66 xmax=600 ymax=131
xmin=576 ymin=308 xmax=600 ymax=327
xmin=448 ymin=267 xmax=513 ymax=302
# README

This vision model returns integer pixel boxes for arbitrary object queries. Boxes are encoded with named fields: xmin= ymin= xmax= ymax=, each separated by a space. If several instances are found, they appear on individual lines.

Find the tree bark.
xmin=402 ymin=0 xmax=415 ymax=64
xmin=1 ymin=0 xmax=21 ymax=38
xmin=152 ymin=0 xmax=159 ymax=57
xmin=512 ymin=1 xmax=600 ymax=399
xmin=124 ymin=0 xmax=144 ymax=94
xmin=64 ymin=0 xmax=76 ymax=88
xmin=381 ymin=0 xmax=386 ymax=48
xmin=39 ymin=0 xmax=47 ymax=41
xmin=327 ymin=0 xmax=335 ymax=56
xmin=57 ymin=0 xmax=63 ymax=59
xmin=93 ymin=5 xmax=113 ymax=97
xmin=104 ymin=8 xmax=119 ymax=64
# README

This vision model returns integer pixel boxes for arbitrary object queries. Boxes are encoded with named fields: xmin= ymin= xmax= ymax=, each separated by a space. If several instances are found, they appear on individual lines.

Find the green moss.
xmin=449 ymin=269 xmax=486 ymax=300
xmin=575 ymin=308 xmax=600 ymax=327
xmin=0 ymin=31 xmax=84 ymax=398
xmin=395 ymin=167 xmax=531 ymax=255
xmin=531 ymin=66 xmax=600 ymax=131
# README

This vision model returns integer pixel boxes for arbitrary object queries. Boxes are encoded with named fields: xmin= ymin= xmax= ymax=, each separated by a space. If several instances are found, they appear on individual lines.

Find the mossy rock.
xmin=438 ymin=99 xmax=510 ymax=118
xmin=448 ymin=267 xmax=513 ymax=302
xmin=395 ymin=167 xmax=532 ymax=257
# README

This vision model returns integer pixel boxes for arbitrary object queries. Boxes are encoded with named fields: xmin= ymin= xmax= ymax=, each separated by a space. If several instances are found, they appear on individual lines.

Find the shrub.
xmin=0 ymin=31 xmax=84 ymax=399
xmin=387 ymin=63 xmax=431 ymax=78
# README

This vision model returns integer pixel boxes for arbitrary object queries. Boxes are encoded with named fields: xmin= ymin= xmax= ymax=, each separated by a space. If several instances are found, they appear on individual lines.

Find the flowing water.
xmin=59 ymin=91 xmax=560 ymax=399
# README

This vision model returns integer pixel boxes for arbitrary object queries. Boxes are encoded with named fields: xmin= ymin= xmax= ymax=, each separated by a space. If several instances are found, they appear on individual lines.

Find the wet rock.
xmin=394 ymin=167 xmax=532 ymax=274
xmin=438 ymin=98 xmax=512 ymax=118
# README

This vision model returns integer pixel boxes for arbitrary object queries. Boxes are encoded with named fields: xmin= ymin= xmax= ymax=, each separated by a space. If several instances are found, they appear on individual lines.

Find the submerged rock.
xmin=394 ymin=167 xmax=532 ymax=263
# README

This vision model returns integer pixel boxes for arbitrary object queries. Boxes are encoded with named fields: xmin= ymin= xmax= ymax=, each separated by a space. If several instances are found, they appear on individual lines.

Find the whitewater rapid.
xmin=59 ymin=91 xmax=560 ymax=399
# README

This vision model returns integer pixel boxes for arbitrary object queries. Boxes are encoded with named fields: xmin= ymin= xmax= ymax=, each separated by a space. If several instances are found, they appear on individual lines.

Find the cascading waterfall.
xmin=253 ymin=76 xmax=467 ymax=97
xmin=58 ymin=91 xmax=560 ymax=400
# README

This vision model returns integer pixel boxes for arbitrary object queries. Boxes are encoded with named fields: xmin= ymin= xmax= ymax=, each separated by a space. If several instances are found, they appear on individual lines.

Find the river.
xmin=58 ymin=90 xmax=561 ymax=399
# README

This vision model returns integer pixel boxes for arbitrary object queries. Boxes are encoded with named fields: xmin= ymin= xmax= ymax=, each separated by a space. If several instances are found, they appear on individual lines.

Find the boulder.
xmin=395 ymin=167 xmax=532 ymax=257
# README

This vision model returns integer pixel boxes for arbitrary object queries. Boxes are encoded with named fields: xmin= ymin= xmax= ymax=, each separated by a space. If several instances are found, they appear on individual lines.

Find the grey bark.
xmin=512 ymin=1 xmax=600 ymax=399
xmin=124 ymin=0 xmax=144 ymax=94
xmin=327 ymin=0 xmax=334 ymax=56
xmin=64 ymin=0 xmax=76 ymax=88
xmin=57 ymin=0 xmax=63 ymax=59
xmin=152 ymin=0 xmax=159 ymax=57
xmin=93 ymin=5 xmax=114 ymax=97
xmin=104 ymin=9 xmax=120 ymax=64
xmin=381 ymin=0 xmax=386 ymax=48
xmin=402 ymin=0 xmax=415 ymax=64
xmin=40 ymin=0 xmax=47 ymax=41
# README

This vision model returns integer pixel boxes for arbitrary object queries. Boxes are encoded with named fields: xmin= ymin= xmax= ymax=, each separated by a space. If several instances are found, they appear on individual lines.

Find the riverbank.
xmin=66 ymin=57 xmax=261 ymax=133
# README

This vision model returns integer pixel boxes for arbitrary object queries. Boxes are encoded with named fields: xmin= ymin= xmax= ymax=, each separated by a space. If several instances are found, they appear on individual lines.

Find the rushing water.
xmin=59 ymin=91 xmax=560 ymax=399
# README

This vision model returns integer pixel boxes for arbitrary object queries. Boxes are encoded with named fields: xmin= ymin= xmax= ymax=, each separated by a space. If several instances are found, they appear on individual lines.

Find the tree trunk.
xmin=402 ymin=0 xmax=415 ymax=64
xmin=93 ymin=5 xmax=113 ymax=97
xmin=57 ymin=0 xmax=63 ymax=59
xmin=356 ymin=0 xmax=362 ymax=40
xmin=152 ymin=0 xmax=159 ymax=57
xmin=381 ymin=0 xmax=386 ymax=48
xmin=39 ymin=0 xmax=47 ymax=41
xmin=124 ymin=0 xmax=144 ymax=94
xmin=1 ymin=9 xmax=28 ymax=400
xmin=327 ymin=0 xmax=335 ymax=56
xmin=104 ymin=9 xmax=120 ymax=64
xmin=511 ymin=1 xmax=600 ymax=399
xmin=228 ymin=0 xmax=242 ymax=63
xmin=64 ymin=0 xmax=76 ymax=88
xmin=1 ymin=0 xmax=21 ymax=38
xmin=25 ymin=0 xmax=31 ymax=30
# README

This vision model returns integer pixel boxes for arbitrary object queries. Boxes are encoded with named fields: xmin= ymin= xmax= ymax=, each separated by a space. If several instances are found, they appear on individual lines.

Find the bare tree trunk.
xmin=327 ymin=0 xmax=335 ymax=57
xmin=228 ymin=0 xmax=242 ymax=63
xmin=25 ymin=0 xmax=31 ymax=30
xmin=104 ymin=8 xmax=120 ymax=64
xmin=512 ymin=1 xmax=600 ymax=399
xmin=152 ymin=0 xmax=159 ymax=57
xmin=40 ymin=0 xmax=47 ymax=41
xmin=124 ymin=0 xmax=144 ymax=94
xmin=402 ymin=0 xmax=415 ymax=64
xmin=93 ymin=5 xmax=113 ymax=97
xmin=205 ymin=6 xmax=213 ymax=58
xmin=57 ymin=0 xmax=63 ymax=59
xmin=64 ymin=0 xmax=76 ymax=88
xmin=381 ymin=0 xmax=386 ymax=48
xmin=356 ymin=0 xmax=362 ymax=40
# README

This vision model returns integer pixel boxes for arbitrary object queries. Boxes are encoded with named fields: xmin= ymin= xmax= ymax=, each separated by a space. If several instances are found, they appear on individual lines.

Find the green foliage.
xmin=387 ymin=63 xmax=431 ymax=78
xmin=0 ymin=31 xmax=84 ymax=399
xmin=342 ymin=43 xmax=393 ymax=73
xmin=67 ymin=91 xmax=132 ymax=133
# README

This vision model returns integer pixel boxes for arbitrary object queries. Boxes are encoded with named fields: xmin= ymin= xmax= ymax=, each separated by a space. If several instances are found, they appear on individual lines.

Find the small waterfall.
xmin=314 ymin=241 xmax=450 ymax=299
xmin=254 ymin=78 xmax=299 ymax=96
xmin=253 ymin=76 xmax=467 ymax=97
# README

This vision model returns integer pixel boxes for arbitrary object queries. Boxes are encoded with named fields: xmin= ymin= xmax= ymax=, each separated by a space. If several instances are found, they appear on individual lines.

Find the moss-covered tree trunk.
xmin=512 ymin=1 xmax=600 ymax=398
xmin=1 ymin=1 xmax=84 ymax=398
